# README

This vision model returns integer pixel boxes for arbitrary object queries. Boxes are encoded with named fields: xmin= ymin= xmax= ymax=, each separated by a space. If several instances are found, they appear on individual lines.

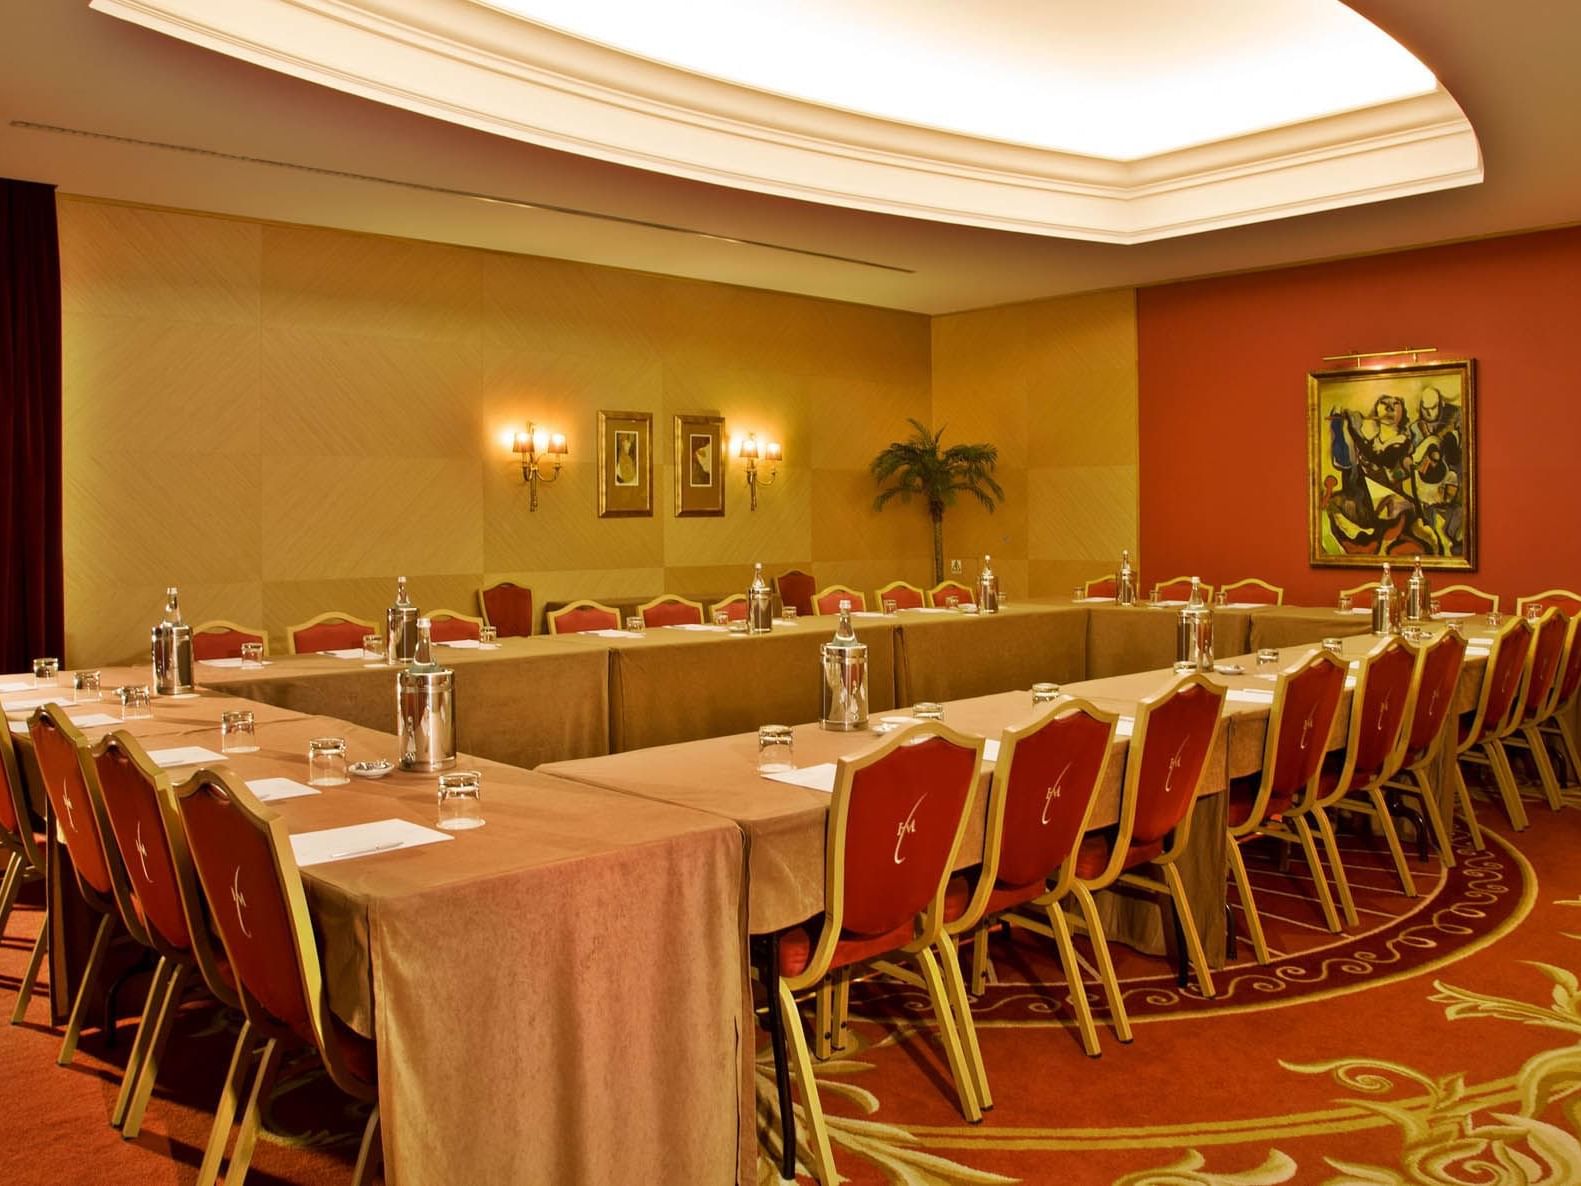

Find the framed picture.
xmin=597 ymin=410 xmax=653 ymax=517
xmin=1307 ymin=358 xmax=1476 ymax=569
xmin=674 ymin=413 xmax=725 ymax=517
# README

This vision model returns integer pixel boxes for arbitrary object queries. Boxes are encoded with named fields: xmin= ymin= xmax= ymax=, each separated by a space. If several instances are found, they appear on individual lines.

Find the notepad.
xmin=982 ymin=739 xmax=1001 ymax=763
xmin=1116 ymin=716 xmax=1135 ymax=738
xmin=146 ymin=746 xmax=227 ymax=769
xmin=1339 ymin=607 xmax=1372 ymax=615
xmin=588 ymin=630 xmax=645 ymax=639
xmin=668 ymin=623 xmax=729 ymax=632
xmin=1435 ymin=611 xmax=1475 ymax=619
xmin=850 ymin=612 xmax=887 ymax=618
xmin=1224 ymin=602 xmax=1264 ymax=609
xmin=199 ymin=657 xmax=272 ymax=668
xmin=323 ymin=648 xmax=366 ymax=659
xmin=772 ymin=618 xmax=801 ymax=627
xmin=1 ymin=691 xmax=66 ymax=710
xmin=246 ymin=777 xmax=320 ymax=803
xmin=1077 ymin=597 xmax=1114 ymax=603
xmin=763 ymin=764 xmax=837 ymax=793
xmin=911 ymin=607 xmax=952 ymax=614
xmin=1227 ymin=688 xmax=1276 ymax=705
xmin=66 ymin=712 xmax=119 ymax=728
xmin=0 ymin=681 xmax=32 ymax=693
xmin=436 ymin=639 xmax=482 ymax=649
xmin=290 ymin=818 xmax=453 ymax=867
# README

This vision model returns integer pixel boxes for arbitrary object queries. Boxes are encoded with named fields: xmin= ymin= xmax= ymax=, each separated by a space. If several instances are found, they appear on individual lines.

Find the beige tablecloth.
xmin=893 ymin=603 xmax=1088 ymax=703
xmin=1248 ymin=605 xmax=1377 ymax=650
xmin=1083 ymin=603 xmax=1255 ymax=678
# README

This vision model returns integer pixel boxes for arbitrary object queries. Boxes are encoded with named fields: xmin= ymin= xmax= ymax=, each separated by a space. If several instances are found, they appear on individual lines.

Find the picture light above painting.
xmin=1308 ymin=357 xmax=1476 ymax=569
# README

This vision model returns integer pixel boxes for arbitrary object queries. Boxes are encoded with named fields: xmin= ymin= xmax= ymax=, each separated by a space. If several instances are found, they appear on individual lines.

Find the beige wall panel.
xmin=62 ymin=314 xmax=261 ymax=455
xmin=481 ymin=251 xmax=666 ymax=359
xmin=58 ymin=198 xmax=260 ymax=324
xmin=261 ymin=327 xmax=483 ymax=458
xmin=662 ymin=565 xmax=768 ymax=604
xmin=660 ymin=460 xmax=813 ymax=567
xmin=933 ymin=468 xmax=1029 ymax=567
xmin=479 ymin=346 xmax=665 ymax=456
xmin=67 ymin=579 xmax=266 ymax=668
xmin=1027 ymin=465 xmax=1139 ymax=564
xmin=260 ymin=456 xmax=483 ymax=582
xmin=1030 ymin=558 xmax=1109 ymax=601
xmin=809 ymin=378 xmax=933 ymax=471
xmin=261 ymin=224 xmax=481 ymax=342
xmin=481 ymin=459 xmax=665 ymax=573
xmin=1025 ymin=291 xmax=1139 ymax=467
xmin=812 ymin=468 xmax=931 ymax=563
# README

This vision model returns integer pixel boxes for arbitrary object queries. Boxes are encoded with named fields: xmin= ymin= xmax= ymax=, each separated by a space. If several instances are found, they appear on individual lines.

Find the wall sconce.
xmin=734 ymin=431 xmax=782 ymax=511
xmin=512 ymin=422 xmax=567 ymax=511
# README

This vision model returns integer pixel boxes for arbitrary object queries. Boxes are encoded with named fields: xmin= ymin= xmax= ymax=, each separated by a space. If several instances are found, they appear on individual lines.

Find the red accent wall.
xmin=1138 ymin=225 xmax=1581 ymax=608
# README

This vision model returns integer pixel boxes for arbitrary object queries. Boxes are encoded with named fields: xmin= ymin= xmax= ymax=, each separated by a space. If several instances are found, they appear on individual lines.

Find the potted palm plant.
xmin=871 ymin=419 xmax=1004 ymax=584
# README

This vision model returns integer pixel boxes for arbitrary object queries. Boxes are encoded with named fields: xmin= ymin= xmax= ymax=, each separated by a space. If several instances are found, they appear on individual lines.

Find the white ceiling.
xmin=2 ymin=1 xmax=1579 ymax=314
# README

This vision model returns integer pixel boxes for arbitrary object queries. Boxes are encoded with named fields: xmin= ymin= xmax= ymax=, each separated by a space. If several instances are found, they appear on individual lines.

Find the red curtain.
xmin=0 ymin=179 xmax=64 ymax=673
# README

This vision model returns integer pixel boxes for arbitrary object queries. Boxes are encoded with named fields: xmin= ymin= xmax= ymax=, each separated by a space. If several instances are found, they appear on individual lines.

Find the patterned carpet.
xmin=756 ymin=788 xmax=1581 ymax=1186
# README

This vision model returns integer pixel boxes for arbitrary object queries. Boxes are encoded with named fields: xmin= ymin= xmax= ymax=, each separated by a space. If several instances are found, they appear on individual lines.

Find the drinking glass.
xmin=945 ymin=596 xmax=960 ymax=611
xmin=1213 ymin=589 xmax=1227 ymax=608
xmin=1337 ymin=593 xmax=1353 ymax=613
xmin=997 ymin=591 xmax=1010 ymax=608
xmin=837 ymin=600 xmax=851 ymax=615
xmin=1256 ymin=648 xmax=1280 ymax=666
xmin=1526 ymin=603 xmax=1544 ymax=622
xmin=882 ymin=598 xmax=898 ymax=616
xmin=625 ymin=616 xmax=646 ymax=634
xmin=1147 ymin=590 xmax=1161 ymax=609
xmin=437 ymin=770 xmax=485 ymax=830
xmin=479 ymin=625 xmax=498 ymax=646
xmin=757 ymin=725 xmax=795 ymax=773
xmin=913 ymin=701 xmax=944 ymax=721
xmin=782 ymin=606 xmax=798 ymax=622
xmin=713 ymin=610 xmax=730 ymax=627
xmin=1321 ymin=637 xmax=1344 ymax=654
xmin=307 ymin=737 xmax=349 ymax=787
xmin=362 ymin=633 xmax=385 ymax=662
xmin=1031 ymin=682 xmax=1060 ymax=704
xmin=1428 ymin=598 xmax=1442 ymax=619
xmin=221 ymin=710 xmax=259 ymax=754
xmin=32 ymin=658 xmax=59 ymax=686
xmin=1072 ymin=586 xmax=1085 ymax=602
xmin=118 ymin=685 xmax=152 ymax=720
xmin=72 ymin=670 xmax=102 ymax=703
xmin=1486 ymin=611 xmax=1503 ymax=627
xmin=240 ymin=641 xmax=265 ymax=666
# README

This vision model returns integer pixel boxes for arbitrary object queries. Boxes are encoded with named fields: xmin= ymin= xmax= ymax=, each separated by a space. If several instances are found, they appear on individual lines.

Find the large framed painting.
xmin=597 ymin=410 xmax=653 ymax=518
xmin=1308 ymin=359 xmax=1476 ymax=569
xmin=674 ymin=413 xmax=725 ymax=517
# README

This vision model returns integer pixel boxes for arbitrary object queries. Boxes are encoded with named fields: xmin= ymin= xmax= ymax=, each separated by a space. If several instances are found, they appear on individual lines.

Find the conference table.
xmin=2 ymin=672 xmax=751 ymax=1186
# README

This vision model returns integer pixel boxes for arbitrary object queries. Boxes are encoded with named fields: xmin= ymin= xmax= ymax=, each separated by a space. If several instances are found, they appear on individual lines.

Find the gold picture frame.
xmin=1307 ymin=358 xmax=1476 ymax=569
xmin=674 ymin=413 xmax=726 ymax=517
xmin=597 ymin=410 xmax=653 ymax=518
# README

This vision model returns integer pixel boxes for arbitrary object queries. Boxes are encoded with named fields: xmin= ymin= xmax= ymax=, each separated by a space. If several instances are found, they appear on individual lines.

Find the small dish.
xmin=870 ymin=717 xmax=912 ymax=734
xmin=348 ymin=759 xmax=395 ymax=779
xmin=1213 ymin=663 xmax=1245 ymax=675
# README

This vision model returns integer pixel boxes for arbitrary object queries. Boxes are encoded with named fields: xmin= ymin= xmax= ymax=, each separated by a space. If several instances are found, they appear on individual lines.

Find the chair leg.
xmin=1410 ymin=768 xmax=1455 ymax=868
xmin=111 ymin=957 xmax=171 ymax=1129
xmin=0 ymin=854 xmax=21 ymax=937
xmin=123 ymin=963 xmax=191 ymax=1139
xmin=1044 ymin=901 xmax=1100 ymax=1056
xmin=777 ymin=981 xmax=836 ymax=1186
xmin=1522 ymin=725 xmax=1565 ymax=810
xmin=1225 ymin=840 xmax=1271 ymax=965
xmin=1290 ymin=817 xmax=1342 ymax=932
xmin=11 ymin=909 xmax=48 ymax=1025
xmin=914 ymin=945 xmax=982 ymax=1123
xmin=832 ymin=972 xmax=851 ymax=1053
xmin=1365 ymin=788 xmax=1417 ymax=898
xmin=1556 ymin=717 xmax=1581 ymax=790
xmin=1311 ymin=809 xmax=1359 ymax=928
xmin=225 ymin=1036 xmax=282 ymax=1186
xmin=351 ymin=1105 xmax=382 ymax=1186
xmin=1071 ymin=883 xmax=1131 ymax=1043
xmin=197 ymin=1021 xmax=256 ymax=1186
xmin=1449 ymin=757 xmax=1487 ymax=850
xmin=970 ymin=926 xmax=991 ymax=996
xmin=58 ymin=914 xmax=113 ymax=1066
xmin=935 ymin=934 xmax=993 ymax=1107
xmin=1161 ymin=863 xmax=1215 ymax=999
xmin=1485 ymin=742 xmax=1530 ymax=830
xmin=813 ymin=980 xmax=835 ymax=1060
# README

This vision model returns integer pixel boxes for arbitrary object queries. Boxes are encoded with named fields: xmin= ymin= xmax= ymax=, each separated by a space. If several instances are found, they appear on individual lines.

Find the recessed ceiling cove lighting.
xmin=487 ymin=0 xmax=1439 ymax=160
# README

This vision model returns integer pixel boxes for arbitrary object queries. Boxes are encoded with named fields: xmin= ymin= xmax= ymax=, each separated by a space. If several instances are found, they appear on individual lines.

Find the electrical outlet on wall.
xmin=949 ymin=558 xmax=964 ymax=576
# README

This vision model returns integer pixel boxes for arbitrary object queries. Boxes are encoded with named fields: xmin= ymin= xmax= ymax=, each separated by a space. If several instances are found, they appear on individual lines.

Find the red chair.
xmin=85 ymin=732 xmax=245 ymax=1153
xmin=545 ymin=600 xmax=621 ymax=634
xmin=1532 ymin=614 xmax=1581 ymax=792
xmin=288 ymin=612 xmax=377 ymax=655
xmin=874 ymin=580 xmax=925 ymax=610
xmin=191 ymin=621 xmax=267 ymax=661
xmin=1152 ymin=576 xmax=1211 ymax=603
xmin=1218 ymin=578 xmax=1284 ymax=606
xmin=1381 ymin=629 xmax=1473 ymax=864
xmin=1452 ymin=617 xmax=1535 ymax=830
xmin=479 ymin=581 xmax=534 ymax=638
xmin=1498 ymin=608 xmax=1570 ymax=812
xmin=173 ymin=767 xmax=381 ymax=1186
xmin=426 ymin=609 xmax=484 ymax=642
xmin=813 ymin=585 xmax=866 ymax=614
xmin=1339 ymin=579 xmax=1377 ymax=610
xmin=945 ymin=699 xmax=1121 ymax=1064
xmin=928 ymin=580 xmax=975 ymax=607
xmin=1078 ymin=674 xmax=1226 ymax=997
xmin=1225 ymin=650 xmax=1348 ymax=963
xmin=710 ymin=594 xmax=749 ymax=623
xmin=1434 ymin=584 xmax=1500 ymax=614
xmin=753 ymin=724 xmax=986 ymax=1186
xmin=1517 ymin=589 xmax=1581 ymax=618
xmin=1082 ymin=576 xmax=1118 ymax=598
xmin=26 ymin=706 xmax=149 ymax=1069
xmin=1309 ymin=637 xmax=1418 ymax=927
xmin=774 ymin=570 xmax=816 ymax=618
xmin=637 ymin=595 xmax=705 ymax=627
xmin=1 ymin=721 xmax=48 ymax=1024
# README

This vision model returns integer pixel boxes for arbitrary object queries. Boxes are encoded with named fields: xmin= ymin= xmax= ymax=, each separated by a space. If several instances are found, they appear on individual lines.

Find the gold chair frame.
xmin=477 ymin=580 xmax=534 ymax=636
xmin=635 ymin=595 xmax=706 ymax=626
xmin=426 ymin=608 xmax=486 ymax=636
xmin=1079 ymin=672 xmax=1227 ymax=1000
xmin=286 ymin=611 xmax=378 ymax=654
xmin=0 ymin=722 xmax=48 ymax=1026
xmin=1496 ymin=608 xmax=1570 ymax=814
xmin=1451 ymin=616 xmax=1535 ymax=832
xmin=1533 ymin=615 xmax=1581 ymax=792
xmin=544 ymin=599 xmax=621 ymax=635
xmin=1151 ymin=576 xmax=1212 ymax=602
xmin=709 ymin=594 xmax=748 ymax=619
xmin=812 ymin=584 xmax=867 ymax=614
xmin=171 ymin=767 xmax=381 ymax=1186
xmin=1082 ymin=575 xmax=1119 ymax=597
xmin=927 ymin=580 xmax=976 ymax=607
xmin=1378 ymin=630 xmax=1473 ymax=868
xmin=1219 ymin=577 xmax=1285 ymax=605
xmin=1339 ymin=579 xmax=1378 ymax=607
xmin=192 ymin=620 xmax=270 ymax=656
xmin=1517 ymin=588 xmax=1581 ymax=617
xmin=1434 ymin=583 xmax=1501 ymax=614
xmin=873 ymin=580 xmax=924 ymax=609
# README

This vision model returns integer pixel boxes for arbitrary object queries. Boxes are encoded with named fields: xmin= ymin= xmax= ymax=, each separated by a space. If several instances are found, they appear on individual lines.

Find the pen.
xmin=327 ymin=840 xmax=403 ymax=860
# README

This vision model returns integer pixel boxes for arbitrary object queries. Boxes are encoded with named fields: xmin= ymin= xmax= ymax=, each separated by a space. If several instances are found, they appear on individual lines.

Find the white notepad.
xmin=0 ymin=681 xmax=33 ymax=693
xmin=291 ymin=818 xmax=454 ymax=867
xmin=146 ymin=746 xmax=227 ymax=769
xmin=246 ymin=777 xmax=320 ymax=803
xmin=1 ymin=691 xmax=66 ymax=710
xmin=199 ymin=658 xmax=272 ymax=668
xmin=1436 ymin=611 xmax=1475 ymax=619
xmin=437 ymin=639 xmax=482 ymax=648
xmin=323 ymin=648 xmax=366 ymax=659
xmin=1078 ymin=597 xmax=1115 ymax=603
xmin=588 ymin=629 xmax=644 ymax=639
xmin=1227 ymin=688 xmax=1276 ymax=705
xmin=763 ymin=764 xmax=837 ymax=793
xmin=1224 ymin=602 xmax=1264 ymax=609
xmin=668 ymin=624 xmax=729 ymax=632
